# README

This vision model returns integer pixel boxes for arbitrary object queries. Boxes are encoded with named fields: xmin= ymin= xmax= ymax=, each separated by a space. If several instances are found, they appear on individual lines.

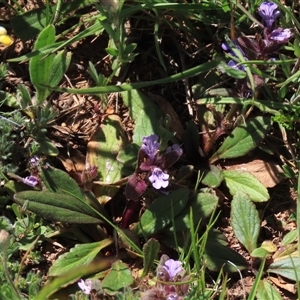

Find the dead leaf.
xmin=58 ymin=148 xmax=86 ymax=173
xmin=223 ymin=159 xmax=283 ymax=188
xmin=269 ymin=276 xmax=296 ymax=294
xmin=148 ymin=92 xmax=185 ymax=141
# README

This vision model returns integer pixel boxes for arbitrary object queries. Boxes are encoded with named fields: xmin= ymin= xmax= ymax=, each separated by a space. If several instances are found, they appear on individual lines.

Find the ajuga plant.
xmin=221 ymin=1 xmax=293 ymax=102
xmin=125 ymin=134 xmax=183 ymax=200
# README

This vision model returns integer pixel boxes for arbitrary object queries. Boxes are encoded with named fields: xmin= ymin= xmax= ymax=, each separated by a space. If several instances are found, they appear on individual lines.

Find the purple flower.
xmin=141 ymin=134 xmax=160 ymax=161
xmin=221 ymin=40 xmax=247 ymax=71
xmin=227 ymin=59 xmax=246 ymax=71
xmin=149 ymin=167 xmax=169 ymax=189
xmin=258 ymin=1 xmax=280 ymax=29
xmin=22 ymin=176 xmax=39 ymax=187
xmin=166 ymin=144 xmax=183 ymax=157
xmin=29 ymin=156 xmax=39 ymax=167
xmin=163 ymin=259 xmax=183 ymax=280
xmin=270 ymin=28 xmax=292 ymax=42
xmin=78 ymin=279 xmax=92 ymax=295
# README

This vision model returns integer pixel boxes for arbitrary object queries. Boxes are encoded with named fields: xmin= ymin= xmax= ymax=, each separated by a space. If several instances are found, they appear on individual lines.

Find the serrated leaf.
xmin=14 ymin=191 xmax=103 ymax=224
xmin=223 ymin=170 xmax=269 ymax=202
xmin=121 ymin=90 xmax=162 ymax=144
xmin=231 ymin=191 xmax=260 ymax=253
xmin=142 ymin=238 xmax=160 ymax=277
xmin=49 ymin=239 xmax=113 ymax=276
xmin=256 ymin=279 xmax=282 ymax=300
xmin=201 ymin=165 xmax=224 ymax=188
xmin=135 ymin=188 xmax=189 ymax=236
xmin=169 ymin=192 xmax=218 ymax=232
xmin=210 ymin=116 xmax=272 ymax=163
xmin=29 ymin=25 xmax=55 ymax=102
xmin=102 ymin=260 xmax=134 ymax=294
xmin=41 ymin=166 xmax=85 ymax=200
xmin=268 ymin=256 xmax=300 ymax=281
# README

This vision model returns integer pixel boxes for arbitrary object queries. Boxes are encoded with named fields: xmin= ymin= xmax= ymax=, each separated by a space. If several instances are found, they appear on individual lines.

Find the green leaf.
xmin=121 ymin=90 xmax=162 ymax=144
xmin=102 ymin=260 xmax=134 ymax=294
xmin=36 ymin=136 xmax=59 ymax=156
xmin=201 ymin=165 xmax=224 ymax=188
xmin=210 ymin=116 xmax=272 ymax=163
xmin=223 ymin=170 xmax=269 ymax=202
xmin=49 ymin=50 xmax=72 ymax=87
xmin=282 ymin=229 xmax=298 ymax=245
xmin=142 ymin=238 xmax=160 ymax=278
xmin=87 ymin=115 xmax=128 ymax=204
xmin=14 ymin=191 xmax=103 ymax=224
xmin=231 ymin=191 xmax=260 ymax=253
xmin=40 ymin=166 xmax=85 ymax=199
xmin=251 ymin=247 xmax=271 ymax=258
xmin=204 ymin=230 xmax=247 ymax=272
xmin=170 ymin=192 xmax=218 ymax=232
xmin=256 ymin=279 xmax=282 ymax=300
xmin=29 ymin=25 xmax=55 ymax=102
xmin=135 ymin=188 xmax=189 ymax=236
xmin=268 ymin=257 xmax=300 ymax=281
xmin=49 ymin=239 xmax=113 ymax=276
xmin=11 ymin=0 xmax=98 ymax=41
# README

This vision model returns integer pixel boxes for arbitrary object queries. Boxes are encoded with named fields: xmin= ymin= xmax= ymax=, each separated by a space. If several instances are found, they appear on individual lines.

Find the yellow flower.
xmin=0 ymin=26 xmax=13 ymax=46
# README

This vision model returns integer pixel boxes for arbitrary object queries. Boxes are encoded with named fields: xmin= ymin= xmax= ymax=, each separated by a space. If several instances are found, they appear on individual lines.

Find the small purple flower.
xmin=149 ymin=167 xmax=169 ymax=189
xmin=166 ymin=144 xmax=183 ymax=157
xmin=227 ymin=59 xmax=246 ymax=71
xmin=258 ymin=1 xmax=280 ymax=29
xmin=163 ymin=259 xmax=183 ymax=281
xmin=78 ymin=279 xmax=92 ymax=295
xmin=141 ymin=134 xmax=160 ymax=161
xmin=221 ymin=40 xmax=247 ymax=71
xmin=29 ymin=156 xmax=39 ymax=167
xmin=22 ymin=176 xmax=39 ymax=187
xmin=270 ymin=28 xmax=292 ymax=42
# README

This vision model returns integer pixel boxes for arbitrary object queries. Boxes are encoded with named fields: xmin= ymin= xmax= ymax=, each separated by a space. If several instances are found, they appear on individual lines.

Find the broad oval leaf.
xmin=231 ymin=191 xmax=260 ymax=253
xmin=49 ymin=239 xmax=113 ymax=276
xmin=41 ymin=166 xmax=85 ymax=200
xmin=87 ymin=114 xmax=128 ymax=204
xmin=223 ymin=170 xmax=269 ymax=202
xmin=256 ymin=279 xmax=282 ymax=300
xmin=268 ymin=256 xmax=300 ymax=281
xmin=204 ymin=230 xmax=247 ymax=272
xmin=14 ymin=191 xmax=103 ymax=224
xmin=121 ymin=90 xmax=162 ymax=144
xmin=169 ymin=192 xmax=218 ymax=232
xmin=134 ymin=188 xmax=189 ymax=236
xmin=102 ymin=260 xmax=134 ymax=294
xmin=201 ymin=165 xmax=224 ymax=188
xmin=210 ymin=116 xmax=272 ymax=163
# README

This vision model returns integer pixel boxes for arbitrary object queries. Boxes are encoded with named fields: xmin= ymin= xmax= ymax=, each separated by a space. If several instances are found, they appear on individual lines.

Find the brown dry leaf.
xmin=269 ymin=276 xmax=297 ymax=294
xmin=223 ymin=159 xmax=283 ymax=188
xmin=58 ymin=148 xmax=86 ymax=173
xmin=148 ymin=92 xmax=185 ymax=141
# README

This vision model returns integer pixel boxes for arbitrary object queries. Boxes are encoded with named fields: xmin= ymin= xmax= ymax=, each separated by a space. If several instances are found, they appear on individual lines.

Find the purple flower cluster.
xmin=222 ymin=1 xmax=292 ymax=66
xmin=141 ymin=255 xmax=189 ymax=300
xmin=125 ymin=134 xmax=183 ymax=200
